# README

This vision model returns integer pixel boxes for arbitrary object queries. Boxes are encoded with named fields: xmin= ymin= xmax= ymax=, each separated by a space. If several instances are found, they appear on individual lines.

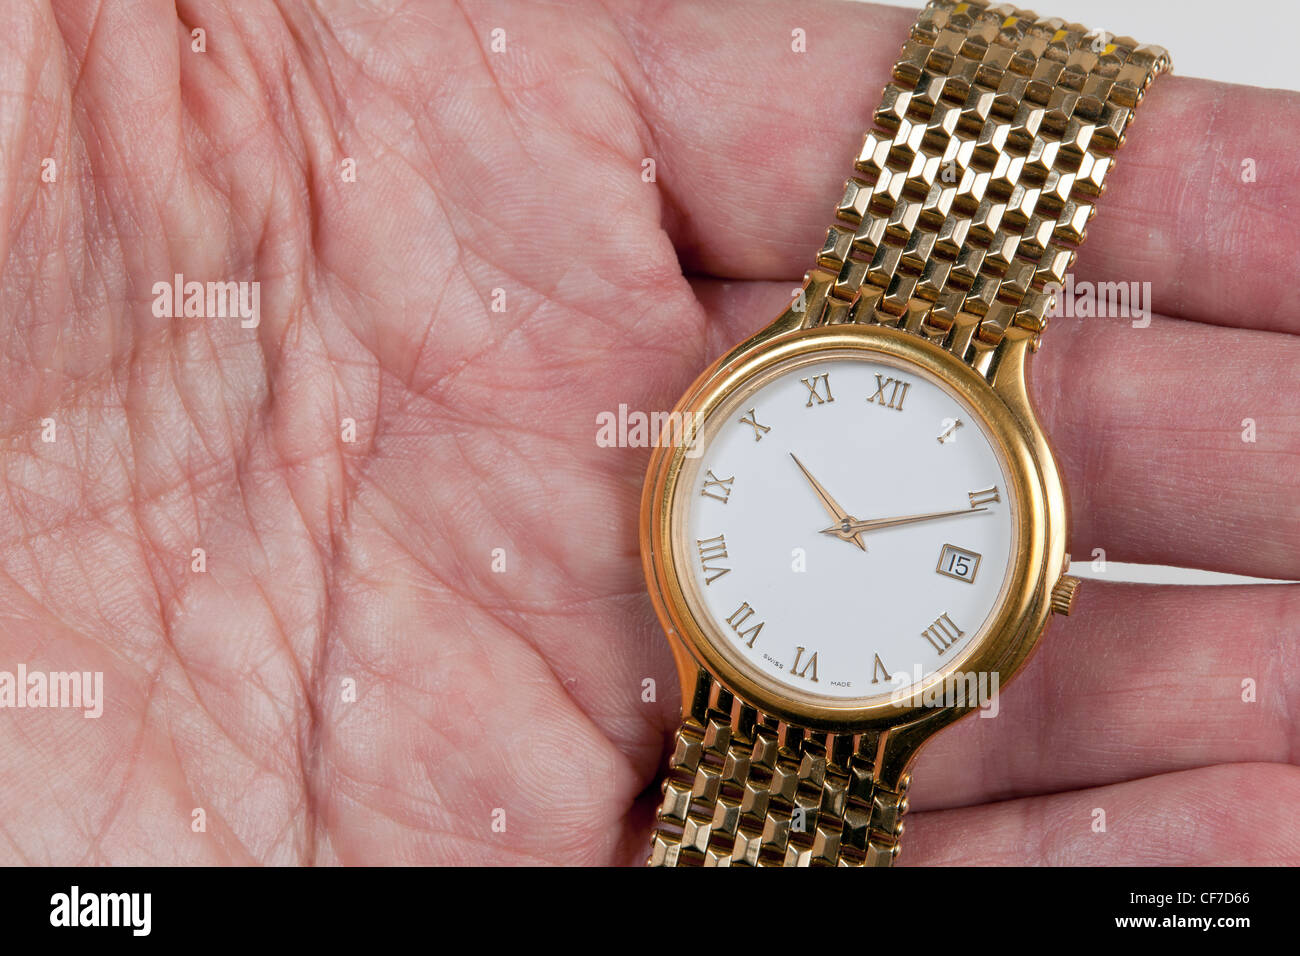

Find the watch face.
xmin=672 ymin=348 xmax=1018 ymax=705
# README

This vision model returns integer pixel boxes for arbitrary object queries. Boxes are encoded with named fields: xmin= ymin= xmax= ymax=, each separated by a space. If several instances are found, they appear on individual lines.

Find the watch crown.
xmin=1050 ymin=575 xmax=1081 ymax=616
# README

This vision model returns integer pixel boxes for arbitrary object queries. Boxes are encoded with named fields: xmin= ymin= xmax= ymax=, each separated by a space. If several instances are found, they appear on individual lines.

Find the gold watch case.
xmin=640 ymin=300 xmax=1070 ymax=760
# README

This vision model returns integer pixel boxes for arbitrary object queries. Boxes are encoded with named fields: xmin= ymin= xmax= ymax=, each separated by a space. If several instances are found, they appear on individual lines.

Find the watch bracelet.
xmin=804 ymin=0 xmax=1169 ymax=374
xmin=647 ymin=0 xmax=1166 ymax=867
xmin=648 ymin=671 xmax=909 ymax=867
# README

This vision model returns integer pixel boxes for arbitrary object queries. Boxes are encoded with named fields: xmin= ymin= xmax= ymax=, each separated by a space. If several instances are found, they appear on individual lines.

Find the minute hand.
xmin=821 ymin=507 xmax=987 ymax=538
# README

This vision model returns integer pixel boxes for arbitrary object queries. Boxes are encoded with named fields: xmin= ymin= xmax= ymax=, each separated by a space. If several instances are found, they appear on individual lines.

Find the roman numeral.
xmin=700 ymin=470 xmax=735 ymax=503
xmin=791 ymin=646 xmax=819 ymax=682
xmin=968 ymin=486 xmax=1001 ymax=509
xmin=725 ymin=602 xmax=765 ymax=648
xmin=739 ymin=408 xmax=770 ymax=441
xmin=871 ymin=653 xmax=891 ymax=684
xmin=920 ymin=612 xmax=964 ymax=655
xmin=800 ymin=373 xmax=834 ymax=407
xmin=696 ymin=534 xmax=731 ymax=585
xmin=867 ymin=374 xmax=910 ymax=412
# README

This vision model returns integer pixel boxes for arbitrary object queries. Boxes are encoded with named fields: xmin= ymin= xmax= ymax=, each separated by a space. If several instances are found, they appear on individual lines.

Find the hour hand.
xmin=789 ymin=453 xmax=866 ymax=551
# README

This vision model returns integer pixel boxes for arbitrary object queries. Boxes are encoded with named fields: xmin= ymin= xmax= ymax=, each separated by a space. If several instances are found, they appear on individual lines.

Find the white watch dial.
xmin=677 ymin=353 xmax=1017 ymax=702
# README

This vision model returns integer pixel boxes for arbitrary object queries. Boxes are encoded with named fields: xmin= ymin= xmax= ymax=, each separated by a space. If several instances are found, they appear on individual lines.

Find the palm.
xmin=3 ymin=0 xmax=1296 ymax=866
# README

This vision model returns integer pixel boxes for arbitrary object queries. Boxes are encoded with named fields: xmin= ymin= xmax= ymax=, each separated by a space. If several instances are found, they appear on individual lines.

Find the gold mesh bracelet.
xmin=648 ymin=674 xmax=908 ymax=867
xmin=648 ymin=0 xmax=1167 ymax=868
xmin=803 ymin=0 xmax=1169 ymax=374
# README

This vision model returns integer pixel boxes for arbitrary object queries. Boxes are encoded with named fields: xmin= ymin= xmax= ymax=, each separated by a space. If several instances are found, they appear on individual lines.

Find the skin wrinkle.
xmin=449 ymin=0 xmax=534 ymax=167
xmin=4 ymin=128 xmax=43 ymax=276
xmin=276 ymin=57 xmax=331 ymax=278
xmin=345 ymin=46 xmax=665 ymax=391
xmin=262 ymin=467 xmax=335 ymax=859
xmin=220 ymin=771 xmax=292 ymax=862
xmin=258 ymin=333 xmax=385 ymax=866
xmin=360 ymin=437 xmax=521 ymax=611
xmin=85 ymin=668 xmax=162 ymax=863
xmin=383 ymin=50 xmax=682 ymax=388
xmin=0 ymin=77 xmax=33 ymax=276
xmin=164 ymin=626 xmax=272 ymax=784
xmin=0 ymin=819 xmax=31 ymax=865
xmin=153 ymin=470 xmax=313 ymax=867
xmin=58 ymin=0 xmax=103 ymax=106
xmin=369 ymin=147 xmax=494 ymax=385
xmin=1054 ymin=313 xmax=1131 ymax=563
xmin=417 ymin=421 xmax=631 ymax=607
xmin=349 ymin=457 xmax=639 ymax=791
xmin=327 ymin=774 xmax=444 ymax=852
xmin=311 ymin=554 xmax=504 ymax=825
xmin=119 ymin=339 xmax=176 ymax=624
xmin=596 ymin=2 xmax=711 ymax=312
xmin=1187 ymin=82 xmax=1225 ymax=322
xmin=1268 ymin=582 xmax=1299 ymax=767
xmin=169 ymin=334 xmax=229 ymax=482
xmin=342 ymin=740 xmax=560 ymax=865
xmin=277 ymin=5 xmax=357 ymax=143
xmin=0 ymin=349 xmax=138 ymax=483
xmin=20 ymin=252 xmax=127 ymax=453
xmin=8 ymin=715 xmax=61 ymax=855
xmin=211 ymin=9 xmax=313 ymax=195
xmin=250 ymin=571 xmax=315 ymax=733
xmin=177 ymin=12 xmax=280 ymax=177
xmin=0 ymin=434 xmax=326 ymax=589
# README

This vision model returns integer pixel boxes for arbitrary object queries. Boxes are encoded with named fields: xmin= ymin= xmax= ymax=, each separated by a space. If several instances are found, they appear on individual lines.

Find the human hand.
xmin=1 ymin=0 xmax=1296 ymax=865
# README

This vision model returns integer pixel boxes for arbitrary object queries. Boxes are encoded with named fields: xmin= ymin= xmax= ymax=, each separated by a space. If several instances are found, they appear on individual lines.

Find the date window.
xmin=937 ymin=544 xmax=981 ymax=584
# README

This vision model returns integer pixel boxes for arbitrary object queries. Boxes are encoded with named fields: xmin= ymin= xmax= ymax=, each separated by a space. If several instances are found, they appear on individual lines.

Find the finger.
xmin=902 ymin=762 xmax=1300 ymax=865
xmin=1034 ymin=311 xmax=1300 ymax=580
xmin=619 ymin=0 xmax=1300 ymax=332
xmin=693 ymin=279 xmax=1300 ymax=580
xmin=907 ymin=582 xmax=1299 ymax=812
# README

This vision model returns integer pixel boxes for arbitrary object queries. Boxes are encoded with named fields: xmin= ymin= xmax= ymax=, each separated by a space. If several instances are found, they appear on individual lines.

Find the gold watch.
xmin=640 ymin=0 xmax=1168 ymax=866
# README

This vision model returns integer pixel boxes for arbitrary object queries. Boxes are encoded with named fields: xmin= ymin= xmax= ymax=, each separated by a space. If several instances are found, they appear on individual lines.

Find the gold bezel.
xmin=640 ymin=320 xmax=1067 ymax=736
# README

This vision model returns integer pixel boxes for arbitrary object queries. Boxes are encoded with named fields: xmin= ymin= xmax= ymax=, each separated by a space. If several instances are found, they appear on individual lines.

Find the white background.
xmin=869 ymin=0 xmax=1300 ymax=91
xmin=862 ymin=0 xmax=1298 ymax=584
